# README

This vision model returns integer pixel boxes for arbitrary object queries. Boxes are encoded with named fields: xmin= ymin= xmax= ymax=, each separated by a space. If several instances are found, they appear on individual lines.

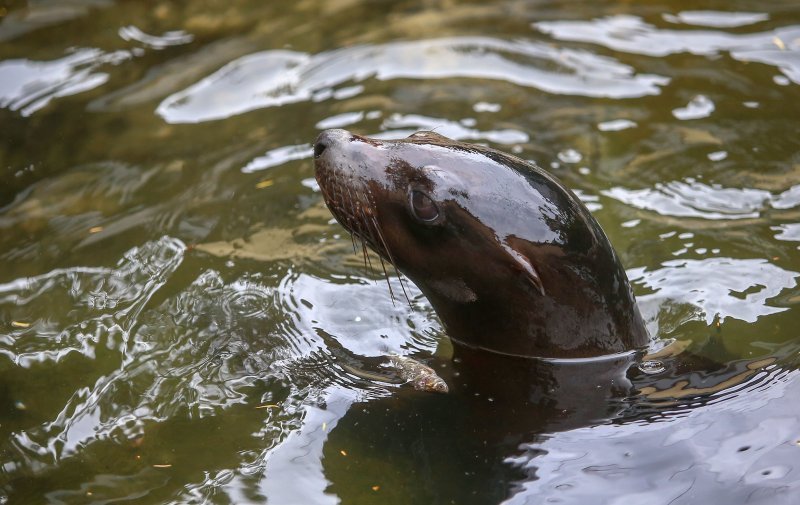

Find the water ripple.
xmin=772 ymin=223 xmax=800 ymax=243
xmin=118 ymin=25 xmax=194 ymax=50
xmin=603 ymin=180 xmax=772 ymax=220
xmin=536 ymin=16 xmax=800 ymax=85
xmin=0 ymin=48 xmax=131 ymax=116
xmin=0 ymin=236 xmax=185 ymax=365
xmin=0 ymin=1 xmax=109 ymax=43
xmin=0 ymin=232 xmax=443 ymax=484
xmin=277 ymin=269 xmax=439 ymax=359
xmin=242 ymin=144 xmax=312 ymax=173
xmin=535 ymin=15 xmax=798 ymax=57
xmin=629 ymin=257 xmax=798 ymax=324
xmin=157 ymin=36 xmax=669 ymax=123
xmin=662 ymin=11 xmax=770 ymax=28
xmin=0 ymin=262 xmax=301 ymax=481
xmin=376 ymin=113 xmax=530 ymax=145
xmin=672 ymin=94 xmax=715 ymax=120
xmin=510 ymin=364 xmax=800 ymax=504
xmin=242 ymin=112 xmax=530 ymax=173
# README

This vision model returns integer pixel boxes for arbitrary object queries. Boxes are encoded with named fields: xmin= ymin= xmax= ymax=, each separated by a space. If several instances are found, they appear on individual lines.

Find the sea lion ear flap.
xmin=408 ymin=131 xmax=449 ymax=142
xmin=501 ymin=243 xmax=546 ymax=296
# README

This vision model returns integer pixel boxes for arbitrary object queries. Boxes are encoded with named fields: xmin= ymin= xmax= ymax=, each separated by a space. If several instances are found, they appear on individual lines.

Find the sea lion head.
xmin=314 ymin=129 xmax=649 ymax=358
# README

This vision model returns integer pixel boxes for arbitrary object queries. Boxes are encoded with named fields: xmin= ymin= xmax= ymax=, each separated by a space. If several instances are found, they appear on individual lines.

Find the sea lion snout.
xmin=313 ymin=128 xmax=352 ymax=159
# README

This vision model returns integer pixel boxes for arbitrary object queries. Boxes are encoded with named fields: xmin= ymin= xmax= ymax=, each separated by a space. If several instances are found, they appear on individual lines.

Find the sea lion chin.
xmin=313 ymin=128 xmax=649 ymax=359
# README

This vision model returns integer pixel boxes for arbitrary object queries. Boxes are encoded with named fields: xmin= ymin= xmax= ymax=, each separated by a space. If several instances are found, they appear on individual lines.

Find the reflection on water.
xmin=155 ymin=36 xmax=669 ymax=123
xmin=0 ymin=48 xmax=124 ymax=116
xmin=1 ymin=0 xmax=800 ymax=503
xmin=603 ymin=179 xmax=772 ymax=220
xmin=630 ymin=257 xmax=797 ymax=324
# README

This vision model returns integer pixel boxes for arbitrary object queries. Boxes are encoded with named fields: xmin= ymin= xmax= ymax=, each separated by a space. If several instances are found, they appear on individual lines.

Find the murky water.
xmin=1 ymin=1 xmax=799 ymax=503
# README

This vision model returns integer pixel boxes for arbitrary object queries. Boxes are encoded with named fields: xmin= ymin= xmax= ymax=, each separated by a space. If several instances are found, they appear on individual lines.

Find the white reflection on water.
xmin=597 ymin=118 xmax=637 ymax=131
xmin=242 ymin=113 xmax=529 ymax=173
xmin=604 ymin=180 xmax=800 ymax=220
xmin=508 ymin=364 xmax=800 ymax=504
xmin=662 ymin=10 xmax=770 ymax=28
xmin=376 ymin=113 xmax=529 ymax=145
xmin=0 ymin=49 xmax=130 ymax=116
xmin=535 ymin=16 xmax=800 ymax=84
xmin=603 ymin=180 xmax=772 ymax=220
xmin=672 ymin=94 xmax=715 ymax=120
xmin=157 ymin=37 xmax=669 ymax=123
xmin=0 ymin=237 xmax=185 ymax=366
xmin=0 ymin=236 xmax=438 ymax=486
xmin=118 ymin=26 xmax=194 ymax=50
xmin=254 ymin=390 xmax=353 ymax=505
xmin=242 ymin=144 xmax=312 ymax=173
xmin=772 ymin=184 xmax=800 ymax=210
xmin=772 ymin=223 xmax=800 ymax=243
xmin=535 ymin=14 xmax=797 ymax=56
xmin=629 ymin=257 xmax=798 ymax=324
xmin=279 ymin=269 xmax=436 ymax=359
xmin=314 ymin=111 xmax=366 ymax=130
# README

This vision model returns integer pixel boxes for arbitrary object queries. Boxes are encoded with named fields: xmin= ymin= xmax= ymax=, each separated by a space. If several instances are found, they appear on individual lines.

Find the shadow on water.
xmin=310 ymin=338 xmax=800 ymax=504
xmin=1 ymin=0 xmax=800 ymax=503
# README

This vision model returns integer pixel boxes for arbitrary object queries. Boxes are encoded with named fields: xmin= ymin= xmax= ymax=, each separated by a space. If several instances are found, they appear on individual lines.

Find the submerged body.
xmin=313 ymin=129 xmax=649 ymax=359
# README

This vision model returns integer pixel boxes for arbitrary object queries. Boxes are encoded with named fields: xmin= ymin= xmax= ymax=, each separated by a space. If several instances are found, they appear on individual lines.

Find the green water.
xmin=1 ymin=1 xmax=799 ymax=503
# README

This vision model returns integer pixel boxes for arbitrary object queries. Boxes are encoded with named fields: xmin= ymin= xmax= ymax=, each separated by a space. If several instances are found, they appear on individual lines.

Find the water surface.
xmin=1 ymin=1 xmax=799 ymax=503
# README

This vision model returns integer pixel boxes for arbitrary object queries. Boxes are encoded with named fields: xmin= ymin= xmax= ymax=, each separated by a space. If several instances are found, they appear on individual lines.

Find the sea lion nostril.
xmin=314 ymin=129 xmax=352 ymax=159
xmin=313 ymin=141 xmax=327 ymax=159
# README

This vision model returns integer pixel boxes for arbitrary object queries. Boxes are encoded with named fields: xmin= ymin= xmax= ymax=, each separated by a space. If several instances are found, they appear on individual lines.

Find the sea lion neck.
xmin=313 ymin=129 xmax=650 ymax=358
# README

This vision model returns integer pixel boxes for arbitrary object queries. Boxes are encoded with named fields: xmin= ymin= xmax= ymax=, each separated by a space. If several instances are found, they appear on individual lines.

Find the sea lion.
xmin=313 ymin=128 xmax=649 ymax=359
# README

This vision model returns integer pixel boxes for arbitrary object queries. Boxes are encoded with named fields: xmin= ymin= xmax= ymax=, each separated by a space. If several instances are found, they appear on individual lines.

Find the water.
xmin=1 ymin=1 xmax=799 ymax=503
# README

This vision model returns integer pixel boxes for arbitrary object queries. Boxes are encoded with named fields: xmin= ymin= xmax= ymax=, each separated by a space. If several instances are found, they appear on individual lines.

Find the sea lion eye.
xmin=410 ymin=190 xmax=439 ymax=222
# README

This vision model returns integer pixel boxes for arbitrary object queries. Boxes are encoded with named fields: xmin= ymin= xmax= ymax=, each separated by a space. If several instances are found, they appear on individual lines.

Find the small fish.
xmin=387 ymin=355 xmax=448 ymax=393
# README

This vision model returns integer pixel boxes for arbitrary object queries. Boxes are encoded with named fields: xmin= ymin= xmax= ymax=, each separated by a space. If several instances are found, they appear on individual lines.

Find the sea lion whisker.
xmin=393 ymin=264 xmax=412 ymax=307
xmin=358 ymin=208 xmax=377 ymax=275
xmin=351 ymin=217 xmax=369 ymax=277
xmin=345 ymin=187 xmax=358 ymax=235
xmin=365 ymin=213 xmax=399 ymax=305
xmin=360 ymin=205 xmax=393 ymax=295
xmin=361 ymin=239 xmax=375 ymax=275
xmin=342 ymin=197 xmax=364 ymax=276
xmin=350 ymin=230 xmax=358 ymax=255
xmin=377 ymin=255 xmax=397 ymax=305
xmin=369 ymin=215 xmax=392 ymax=265
xmin=369 ymin=215 xmax=412 ymax=307
xmin=345 ymin=191 xmax=374 ymax=277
